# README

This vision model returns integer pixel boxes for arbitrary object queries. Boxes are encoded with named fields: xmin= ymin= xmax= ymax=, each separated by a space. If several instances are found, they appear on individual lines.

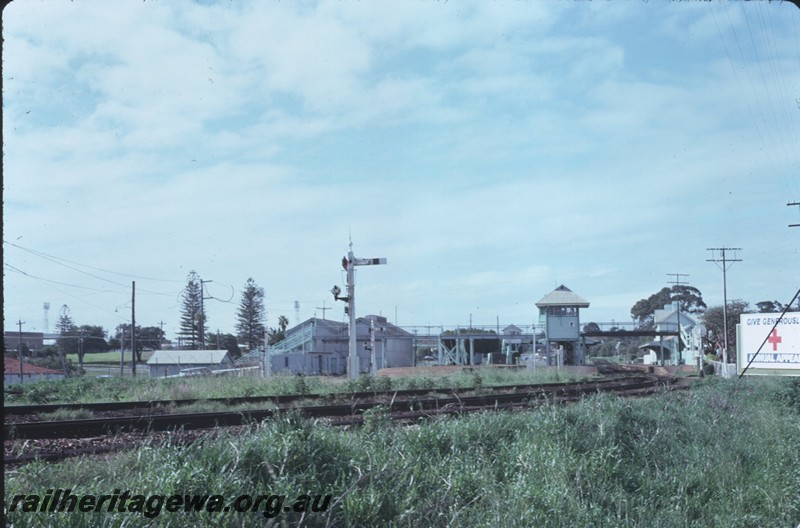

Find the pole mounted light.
xmin=331 ymin=285 xmax=348 ymax=302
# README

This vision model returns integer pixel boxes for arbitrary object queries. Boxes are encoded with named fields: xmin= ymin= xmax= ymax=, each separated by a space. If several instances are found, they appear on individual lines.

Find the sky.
xmin=3 ymin=0 xmax=799 ymax=342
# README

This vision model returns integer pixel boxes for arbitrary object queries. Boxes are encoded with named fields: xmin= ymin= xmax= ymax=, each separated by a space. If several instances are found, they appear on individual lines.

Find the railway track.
xmin=3 ymin=375 xmax=641 ymax=417
xmin=5 ymin=374 xmax=689 ymax=467
xmin=5 ymin=375 xmax=676 ymax=442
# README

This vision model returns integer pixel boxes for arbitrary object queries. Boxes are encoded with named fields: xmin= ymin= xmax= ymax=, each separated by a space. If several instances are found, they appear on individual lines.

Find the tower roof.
xmin=535 ymin=285 xmax=590 ymax=308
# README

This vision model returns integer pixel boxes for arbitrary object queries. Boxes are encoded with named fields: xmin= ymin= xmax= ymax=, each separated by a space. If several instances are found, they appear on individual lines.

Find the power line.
xmin=4 ymin=263 xmax=129 ymax=294
xmin=4 ymin=268 xmax=130 ymax=323
xmin=3 ymin=240 xmax=185 ymax=283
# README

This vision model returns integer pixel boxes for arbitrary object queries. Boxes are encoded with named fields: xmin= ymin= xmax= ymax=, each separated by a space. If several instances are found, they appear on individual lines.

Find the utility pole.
xmin=369 ymin=317 xmax=377 ymax=376
xmin=120 ymin=325 xmax=125 ymax=377
xmin=316 ymin=300 xmax=330 ymax=320
xmin=131 ymin=281 xmax=137 ymax=376
xmin=332 ymin=242 xmax=387 ymax=380
xmin=789 ymin=201 xmax=800 ymax=227
xmin=199 ymin=279 xmax=212 ymax=350
xmin=17 ymin=320 xmax=25 ymax=384
xmin=158 ymin=321 xmax=165 ymax=349
xmin=706 ymin=248 xmax=742 ymax=365
xmin=78 ymin=328 xmax=85 ymax=372
xmin=263 ymin=309 xmax=271 ymax=378
xmin=667 ymin=273 xmax=689 ymax=366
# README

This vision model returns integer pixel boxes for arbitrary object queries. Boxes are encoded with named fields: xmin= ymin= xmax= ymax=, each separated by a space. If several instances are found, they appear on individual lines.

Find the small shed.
xmin=146 ymin=350 xmax=233 ymax=378
xmin=4 ymin=356 xmax=65 ymax=384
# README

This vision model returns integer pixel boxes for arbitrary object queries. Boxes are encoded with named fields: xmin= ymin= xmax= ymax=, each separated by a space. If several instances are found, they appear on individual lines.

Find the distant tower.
xmin=43 ymin=302 xmax=51 ymax=333
xmin=535 ymin=285 xmax=590 ymax=366
xmin=294 ymin=301 xmax=300 ymax=325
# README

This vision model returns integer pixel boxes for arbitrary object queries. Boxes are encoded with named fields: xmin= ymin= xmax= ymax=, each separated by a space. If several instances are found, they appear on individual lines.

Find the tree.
xmin=56 ymin=305 xmax=79 ymax=356
xmin=178 ymin=271 xmax=207 ymax=349
xmin=78 ymin=325 xmax=109 ymax=354
xmin=703 ymin=300 xmax=749 ymax=361
xmin=631 ymin=285 xmax=706 ymax=328
xmin=115 ymin=324 xmax=164 ymax=362
xmin=235 ymin=278 xmax=265 ymax=350
xmin=756 ymin=300 xmax=785 ymax=313
xmin=209 ymin=332 xmax=240 ymax=359
xmin=670 ymin=285 xmax=707 ymax=314
xmin=56 ymin=304 xmax=76 ymax=376
xmin=583 ymin=322 xmax=601 ymax=333
xmin=55 ymin=308 xmax=107 ymax=371
xmin=267 ymin=315 xmax=290 ymax=345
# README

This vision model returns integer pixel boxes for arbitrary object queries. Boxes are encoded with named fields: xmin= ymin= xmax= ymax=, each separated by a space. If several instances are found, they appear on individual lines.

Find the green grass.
xmin=3 ymin=368 xmax=587 ymax=406
xmin=5 ymin=377 xmax=800 ymax=527
xmin=65 ymin=351 xmax=153 ymax=364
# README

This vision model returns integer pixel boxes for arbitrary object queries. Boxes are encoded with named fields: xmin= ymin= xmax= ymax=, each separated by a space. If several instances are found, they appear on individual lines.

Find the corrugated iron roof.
xmin=146 ymin=350 xmax=230 ymax=365
xmin=4 ymin=357 xmax=64 ymax=375
xmin=535 ymin=285 xmax=590 ymax=308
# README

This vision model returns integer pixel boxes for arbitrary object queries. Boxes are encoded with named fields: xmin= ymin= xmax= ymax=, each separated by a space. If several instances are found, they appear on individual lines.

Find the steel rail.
xmin=4 ymin=376 xmax=673 ymax=440
xmin=3 ymin=375 xmax=647 ymax=416
xmin=4 ymin=376 xmax=682 ymax=466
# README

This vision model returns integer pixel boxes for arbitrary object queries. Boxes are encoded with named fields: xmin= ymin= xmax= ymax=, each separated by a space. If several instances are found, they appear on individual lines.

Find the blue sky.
xmin=3 ymin=0 xmax=799 ymax=341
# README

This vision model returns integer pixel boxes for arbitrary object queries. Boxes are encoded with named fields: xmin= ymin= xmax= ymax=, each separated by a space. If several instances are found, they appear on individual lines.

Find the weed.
xmin=5 ymin=378 xmax=800 ymax=527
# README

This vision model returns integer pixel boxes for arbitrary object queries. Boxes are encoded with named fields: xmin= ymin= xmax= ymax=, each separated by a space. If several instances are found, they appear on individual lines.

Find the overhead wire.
xmin=750 ymin=2 xmax=800 ymax=199
xmin=4 ymin=264 xmax=130 ymax=323
xmin=734 ymin=3 xmax=800 ymax=199
xmin=3 ymin=240 xmax=182 ymax=296
xmin=3 ymin=240 xmax=186 ymax=283
xmin=4 ymin=263 xmax=129 ymax=294
xmin=721 ymin=4 xmax=787 ymax=186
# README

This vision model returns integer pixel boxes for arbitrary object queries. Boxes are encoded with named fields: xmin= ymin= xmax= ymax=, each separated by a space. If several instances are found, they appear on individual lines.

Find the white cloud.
xmin=3 ymin=1 xmax=798 ymax=335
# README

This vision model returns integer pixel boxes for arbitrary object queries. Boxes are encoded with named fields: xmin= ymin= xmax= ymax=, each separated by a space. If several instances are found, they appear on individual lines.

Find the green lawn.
xmin=65 ymin=351 xmax=153 ymax=364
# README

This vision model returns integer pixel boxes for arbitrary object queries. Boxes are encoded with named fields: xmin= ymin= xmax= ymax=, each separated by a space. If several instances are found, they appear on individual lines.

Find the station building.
xmin=249 ymin=315 xmax=414 ymax=376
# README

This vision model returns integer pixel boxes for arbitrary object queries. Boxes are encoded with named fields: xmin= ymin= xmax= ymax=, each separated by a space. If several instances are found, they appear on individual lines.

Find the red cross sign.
xmin=767 ymin=329 xmax=782 ymax=351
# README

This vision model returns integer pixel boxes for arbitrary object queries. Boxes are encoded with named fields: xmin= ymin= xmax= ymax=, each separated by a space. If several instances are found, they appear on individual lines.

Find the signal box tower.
xmin=535 ymin=285 xmax=590 ymax=366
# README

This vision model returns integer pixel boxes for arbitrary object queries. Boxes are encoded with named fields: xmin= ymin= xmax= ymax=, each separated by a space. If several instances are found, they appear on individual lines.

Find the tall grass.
xmin=5 ymin=377 xmax=799 ymax=527
xmin=4 ymin=368 xmax=584 ymax=405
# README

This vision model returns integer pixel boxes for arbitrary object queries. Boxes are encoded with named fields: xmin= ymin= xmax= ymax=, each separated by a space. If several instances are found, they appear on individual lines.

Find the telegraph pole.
xmin=316 ymin=300 xmax=330 ymax=320
xmin=199 ymin=279 xmax=212 ymax=350
xmin=78 ymin=328 xmax=85 ymax=372
xmin=120 ymin=325 xmax=125 ymax=377
xmin=17 ymin=320 xmax=25 ymax=384
xmin=369 ymin=317 xmax=377 ymax=376
xmin=332 ymin=242 xmax=387 ymax=379
xmin=263 ymin=311 xmax=271 ymax=378
xmin=706 ymin=248 xmax=742 ymax=364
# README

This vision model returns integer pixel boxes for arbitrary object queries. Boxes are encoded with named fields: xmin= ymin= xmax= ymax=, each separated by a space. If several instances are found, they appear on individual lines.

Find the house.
xmin=146 ymin=349 xmax=234 ymax=378
xmin=4 ymin=356 xmax=65 ymax=384
xmin=638 ymin=302 xmax=699 ymax=366
xmin=264 ymin=316 xmax=414 ymax=375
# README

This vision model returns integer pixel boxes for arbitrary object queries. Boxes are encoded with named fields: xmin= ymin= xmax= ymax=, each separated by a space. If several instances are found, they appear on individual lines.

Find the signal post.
xmin=332 ymin=243 xmax=386 ymax=379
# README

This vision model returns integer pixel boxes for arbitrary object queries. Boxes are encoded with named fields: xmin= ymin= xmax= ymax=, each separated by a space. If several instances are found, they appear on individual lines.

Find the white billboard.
xmin=738 ymin=312 xmax=800 ymax=376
